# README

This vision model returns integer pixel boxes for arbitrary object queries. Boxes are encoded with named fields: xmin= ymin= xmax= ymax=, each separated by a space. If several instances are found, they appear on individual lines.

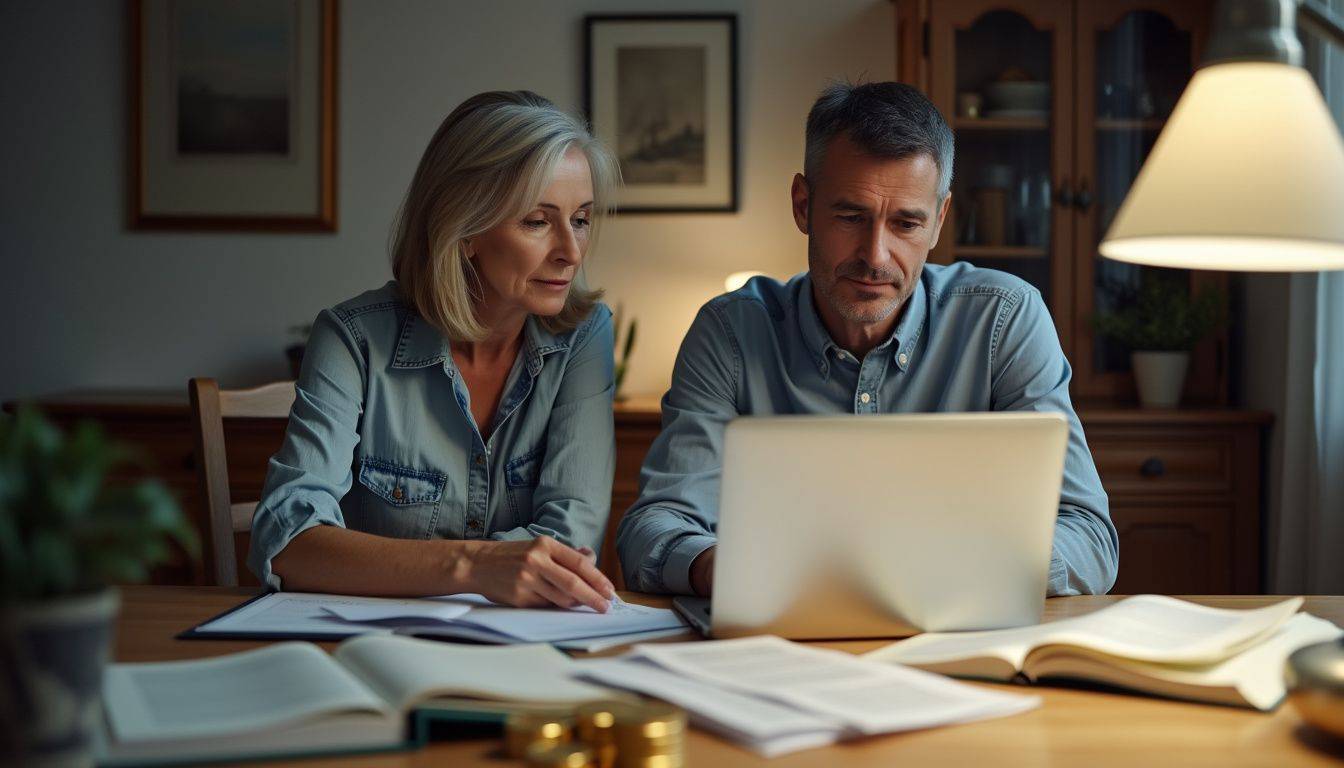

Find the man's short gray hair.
xmin=804 ymin=81 xmax=955 ymax=201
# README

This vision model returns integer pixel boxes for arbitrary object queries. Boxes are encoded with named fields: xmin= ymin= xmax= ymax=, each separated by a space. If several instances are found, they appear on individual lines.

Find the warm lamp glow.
xmin=1099 ymin=63 xmax=1344 ymax=271
xmin=725 ymin=271 xmax=766 ymax=291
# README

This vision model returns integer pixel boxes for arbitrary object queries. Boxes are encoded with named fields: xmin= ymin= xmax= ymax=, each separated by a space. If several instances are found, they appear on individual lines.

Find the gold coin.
xmin=613 ymin=702 xmax=687 ymax=766
xmin=504 ymin=711 xmax=574 ymax=758
xmin=526 ymin=742 xmax=594 ymax=768
xmin=576 ymin=701 xmax=631 ymax=768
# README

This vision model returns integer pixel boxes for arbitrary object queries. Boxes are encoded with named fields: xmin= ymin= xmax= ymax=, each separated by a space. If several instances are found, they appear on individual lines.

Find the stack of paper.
xmin=575 ymin=635 xmax=1040 ymax=757
xmin=186 ymin=592 xmax=689 ymax=652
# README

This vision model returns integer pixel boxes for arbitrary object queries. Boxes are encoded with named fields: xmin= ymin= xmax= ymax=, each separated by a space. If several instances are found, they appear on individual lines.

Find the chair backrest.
xmin=188 ymin=379 xmax=296 ymax=586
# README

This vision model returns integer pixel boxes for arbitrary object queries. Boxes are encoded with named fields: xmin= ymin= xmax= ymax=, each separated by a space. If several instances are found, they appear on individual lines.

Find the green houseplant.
xmin=0 ymin=406 xmax=198 ymax=766
xmin=1093 ymin=271 xmax=1225 ymax=408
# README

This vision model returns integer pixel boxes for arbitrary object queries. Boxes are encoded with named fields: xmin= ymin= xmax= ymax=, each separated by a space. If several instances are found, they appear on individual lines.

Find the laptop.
xmin=672 ymin=412 xmax=1069 ymax=640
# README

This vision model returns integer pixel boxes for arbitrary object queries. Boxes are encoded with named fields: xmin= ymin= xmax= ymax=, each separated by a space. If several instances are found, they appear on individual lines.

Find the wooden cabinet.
xmin=895 ymin=0 xmax=1228 ymax=404
xmin=1084 ymin=410 xmax=1270 ymax=593
xmin=608 ymin=404 xmax=1271 ymax=595
xmin=10 ymin=393 xmax=1269 ymax=594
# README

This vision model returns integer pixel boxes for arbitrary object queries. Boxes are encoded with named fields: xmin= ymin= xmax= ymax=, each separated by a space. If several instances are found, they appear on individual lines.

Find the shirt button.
xmin=899 ymin=353 xmax=909 ymax=366
xmin=391 ymin=487 xmax=404 ymax=500
xmin=467 ymin=520 xmax=482 ymax=531
xmin=860 ymin=392 xmax=871 ymax=404
xmin=475 ymin=454 xmax=485 ymax=467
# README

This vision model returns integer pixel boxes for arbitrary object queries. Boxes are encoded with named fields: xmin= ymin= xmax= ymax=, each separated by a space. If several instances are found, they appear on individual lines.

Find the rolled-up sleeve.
xmin=491 ymin=306 xmax=615 ymax=551
xmin=247 ymin=309 xmax=365 ymax=590
xmin=616 ymin=303 xmax=739 ymax=594
xmin=991 ymin=288 xmax=1119 ymax=596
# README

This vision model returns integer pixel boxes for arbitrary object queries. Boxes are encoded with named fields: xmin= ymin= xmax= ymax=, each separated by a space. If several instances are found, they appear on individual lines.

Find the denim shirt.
xmin=248 ymin=281 xmax=615 ymax=590
xmin=616 ymin=264 xmax=1118 ymax=597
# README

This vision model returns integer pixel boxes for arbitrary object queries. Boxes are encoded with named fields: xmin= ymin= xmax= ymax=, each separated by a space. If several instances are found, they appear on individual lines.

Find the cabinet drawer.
xmin=1110 ymin=503 xmax=1233 ymax=594
xmin=1089 ymin=435 xmax=1233 ymax=496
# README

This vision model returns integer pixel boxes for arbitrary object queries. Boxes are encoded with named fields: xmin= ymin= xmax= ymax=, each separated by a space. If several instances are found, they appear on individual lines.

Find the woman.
xmin=248 ymin=91 xmax=620 ymax=612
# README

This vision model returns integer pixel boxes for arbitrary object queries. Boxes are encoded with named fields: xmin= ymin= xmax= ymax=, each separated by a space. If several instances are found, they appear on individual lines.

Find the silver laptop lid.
xmin=710 ymin=412 xmax=1068 ymax=639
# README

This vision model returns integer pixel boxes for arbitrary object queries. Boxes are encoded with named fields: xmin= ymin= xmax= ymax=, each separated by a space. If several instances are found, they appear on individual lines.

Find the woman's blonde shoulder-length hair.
xmin=391 ymin=90 xmax=620 ymax=341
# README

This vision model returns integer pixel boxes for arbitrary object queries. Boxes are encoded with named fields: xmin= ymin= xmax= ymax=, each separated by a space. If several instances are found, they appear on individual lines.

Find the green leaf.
xmin=0 ymin=407 xmax=199 ymax=600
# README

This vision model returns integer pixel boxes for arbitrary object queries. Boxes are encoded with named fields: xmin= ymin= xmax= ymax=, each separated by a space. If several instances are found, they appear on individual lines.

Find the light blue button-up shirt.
xmin=248 ymin=281 xmax=615 ymax=590
xmin=616 ymin=263 xmax=1118 ymax=597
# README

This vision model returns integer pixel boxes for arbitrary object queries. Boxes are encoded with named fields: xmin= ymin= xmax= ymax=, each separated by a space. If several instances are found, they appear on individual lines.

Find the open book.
xmin=865 ymin=595 xmax=1341 ymax=710
xmin=97 ymin=635 xmax=619 ymax=766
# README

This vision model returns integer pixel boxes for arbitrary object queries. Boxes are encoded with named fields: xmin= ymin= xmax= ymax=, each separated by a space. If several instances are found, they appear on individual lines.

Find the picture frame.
xmin=128 ymin=0 xmax=338 ymax=231
xmin=585 ymin=14 xmax=738 ymax=214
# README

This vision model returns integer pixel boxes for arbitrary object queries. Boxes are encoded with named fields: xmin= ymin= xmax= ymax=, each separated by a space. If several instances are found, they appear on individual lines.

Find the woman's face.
xmin=467 ymin=147 xmax=594 ymax=322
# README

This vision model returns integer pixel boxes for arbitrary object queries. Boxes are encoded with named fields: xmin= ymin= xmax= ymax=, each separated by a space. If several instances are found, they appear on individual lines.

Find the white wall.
xmin=0 ymin=0 xmax=895 ymax=403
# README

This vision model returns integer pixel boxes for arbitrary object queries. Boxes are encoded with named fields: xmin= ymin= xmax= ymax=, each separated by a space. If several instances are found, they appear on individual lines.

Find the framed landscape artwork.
xmin=129 ymin=0 xmax=337 ymax=231
xmin=585 ymin=15 xmax=738 ymax=213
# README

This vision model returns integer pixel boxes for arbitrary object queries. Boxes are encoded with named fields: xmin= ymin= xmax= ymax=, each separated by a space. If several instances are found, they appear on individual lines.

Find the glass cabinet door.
xmin=1073 ymin=1 xmax=1225 ymax=403
xmin=929 ymin=1 xmax=1073 ymax=348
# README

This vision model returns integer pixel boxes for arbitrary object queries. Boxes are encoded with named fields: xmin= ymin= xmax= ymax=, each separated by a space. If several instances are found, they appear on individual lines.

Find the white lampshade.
xmin=1099 ymin=62 xmax=1344 ymax=271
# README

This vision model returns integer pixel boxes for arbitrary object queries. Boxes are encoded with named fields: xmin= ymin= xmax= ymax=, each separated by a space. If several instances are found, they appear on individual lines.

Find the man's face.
xmin=792 ymin=133 xmax=949 ymax=331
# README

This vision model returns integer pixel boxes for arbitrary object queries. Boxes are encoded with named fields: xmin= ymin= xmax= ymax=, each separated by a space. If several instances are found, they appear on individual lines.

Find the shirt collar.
xmin=391 ymin=311 xmax=570 ymax=376
xmin=797 ymin=272 xmax=926 ymax=377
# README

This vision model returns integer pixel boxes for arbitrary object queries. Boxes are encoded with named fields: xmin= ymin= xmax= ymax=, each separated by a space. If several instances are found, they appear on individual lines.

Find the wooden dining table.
xmin=113 ymin=586 xmax=1344 ymax=766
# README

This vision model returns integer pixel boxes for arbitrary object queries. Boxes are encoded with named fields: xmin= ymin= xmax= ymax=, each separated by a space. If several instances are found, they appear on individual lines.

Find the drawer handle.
xmin=1140 ymin=457 xmax=1166 ymax=478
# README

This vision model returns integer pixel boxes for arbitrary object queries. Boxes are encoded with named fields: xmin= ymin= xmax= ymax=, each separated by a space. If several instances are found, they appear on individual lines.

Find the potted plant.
xmin=0 ymin=406 xmax=197 ymax=767
xmin=1094 ymin=272 xmax=1225 ymax=408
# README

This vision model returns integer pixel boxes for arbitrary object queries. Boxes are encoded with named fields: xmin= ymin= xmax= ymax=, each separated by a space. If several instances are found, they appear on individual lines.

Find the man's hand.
xmin=459 ymin=536 xmax=615 ymax=612
xmin=689 ymin=546 xmax=716 ymax=597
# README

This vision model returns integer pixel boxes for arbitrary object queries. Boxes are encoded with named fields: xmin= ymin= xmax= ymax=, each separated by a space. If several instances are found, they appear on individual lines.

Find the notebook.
xmin=96 ymin=635 xmax=621 ymax=766
xmin=864 ymin=595 xmax=1340 ymax=710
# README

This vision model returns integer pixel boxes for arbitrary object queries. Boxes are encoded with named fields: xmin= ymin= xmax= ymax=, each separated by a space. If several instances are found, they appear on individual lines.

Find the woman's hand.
xmin=460 ymin=536 xmax=615 ymax=612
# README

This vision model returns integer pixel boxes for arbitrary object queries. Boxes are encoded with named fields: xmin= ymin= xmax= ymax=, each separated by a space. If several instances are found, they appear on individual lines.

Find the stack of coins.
xmin=575 ymin=701 xmax=628 ymax=768
xmin=504 ymin=711 xmax=574 ymax=759
xmin=525 ymin=743 xmax=594 ymax=768
xmin=612 ymin=702 xmax=687 ymax=768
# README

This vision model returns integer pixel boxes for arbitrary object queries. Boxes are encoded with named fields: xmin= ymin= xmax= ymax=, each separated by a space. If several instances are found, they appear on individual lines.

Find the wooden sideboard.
xmin=5 ymin=391 xmax=1269 ymax=594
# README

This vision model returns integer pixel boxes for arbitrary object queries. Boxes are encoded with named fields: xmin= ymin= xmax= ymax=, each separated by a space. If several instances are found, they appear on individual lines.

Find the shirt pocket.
xmin=504 ymin=446 xmax=544 ymax=520
xmin=353 ymin=457 xmax=447 ymax=539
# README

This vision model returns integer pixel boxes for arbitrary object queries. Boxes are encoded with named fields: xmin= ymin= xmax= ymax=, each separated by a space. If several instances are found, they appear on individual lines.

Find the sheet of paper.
xmin=103 ymin=643 xmax=386 ymax=742
xmin=553 ymin=626 xmax=693 ymax=652
xmin=321 ymin=596 xmax=474 ymax=624
xmin=452 ymin=595 xmax=687 ymax=642
xmin=629 ymin=636 xmax=1039 ymax=735
xmin=576 ymin=657 xmax=844 ymax=757
xmin=192 ymin=592 xmax=413 ymax=637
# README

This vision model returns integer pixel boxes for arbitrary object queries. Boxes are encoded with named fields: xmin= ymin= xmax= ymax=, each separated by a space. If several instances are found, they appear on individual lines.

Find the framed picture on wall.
xmin=129 ymin=0 xmax=337 ymax=231
xmin=585 ymin=14 xmax=738 ymax=213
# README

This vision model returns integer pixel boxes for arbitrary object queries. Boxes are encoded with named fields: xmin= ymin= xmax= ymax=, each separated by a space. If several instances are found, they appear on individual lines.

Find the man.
xmin=616 ymin=81 xmax=1118 ymax=598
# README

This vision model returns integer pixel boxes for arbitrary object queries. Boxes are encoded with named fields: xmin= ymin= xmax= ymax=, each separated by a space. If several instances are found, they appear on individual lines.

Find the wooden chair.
xmin=187 ymin=379 xmax=296 ymax=587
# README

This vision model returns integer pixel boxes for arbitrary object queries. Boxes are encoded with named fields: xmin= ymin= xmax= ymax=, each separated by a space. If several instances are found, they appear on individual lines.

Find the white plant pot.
xmin=1131 ymin=351 xmax=1190 ymax=408
xmin=1 ymin=588 xmax=120 ymax=768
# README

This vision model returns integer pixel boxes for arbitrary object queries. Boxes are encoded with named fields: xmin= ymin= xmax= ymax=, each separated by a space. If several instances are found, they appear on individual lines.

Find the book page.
xmin=1028 ymin=613 xmax=1344 ymax=711
xmin=629 ymin=636 xmax=1039 ymax=735
xmin=865 ymin=623 xmax=1046 ymax=672
xmin=103 ymin=643 xmax=389 ymax=742
xmin=870 ymin=596 xmax=1304 ymax=670
xmin=333 ymin=635 xmax=616 ymax=711
xmin=1029 ymin=595 xmax=1303 ymax=663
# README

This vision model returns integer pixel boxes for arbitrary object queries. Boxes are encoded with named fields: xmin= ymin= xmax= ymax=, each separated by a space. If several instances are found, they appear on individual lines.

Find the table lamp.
xmin=1100 ymin=0 xmax=1344 ymax=740
xmin=1098 ymin=0 xmax=1344 ymax=270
